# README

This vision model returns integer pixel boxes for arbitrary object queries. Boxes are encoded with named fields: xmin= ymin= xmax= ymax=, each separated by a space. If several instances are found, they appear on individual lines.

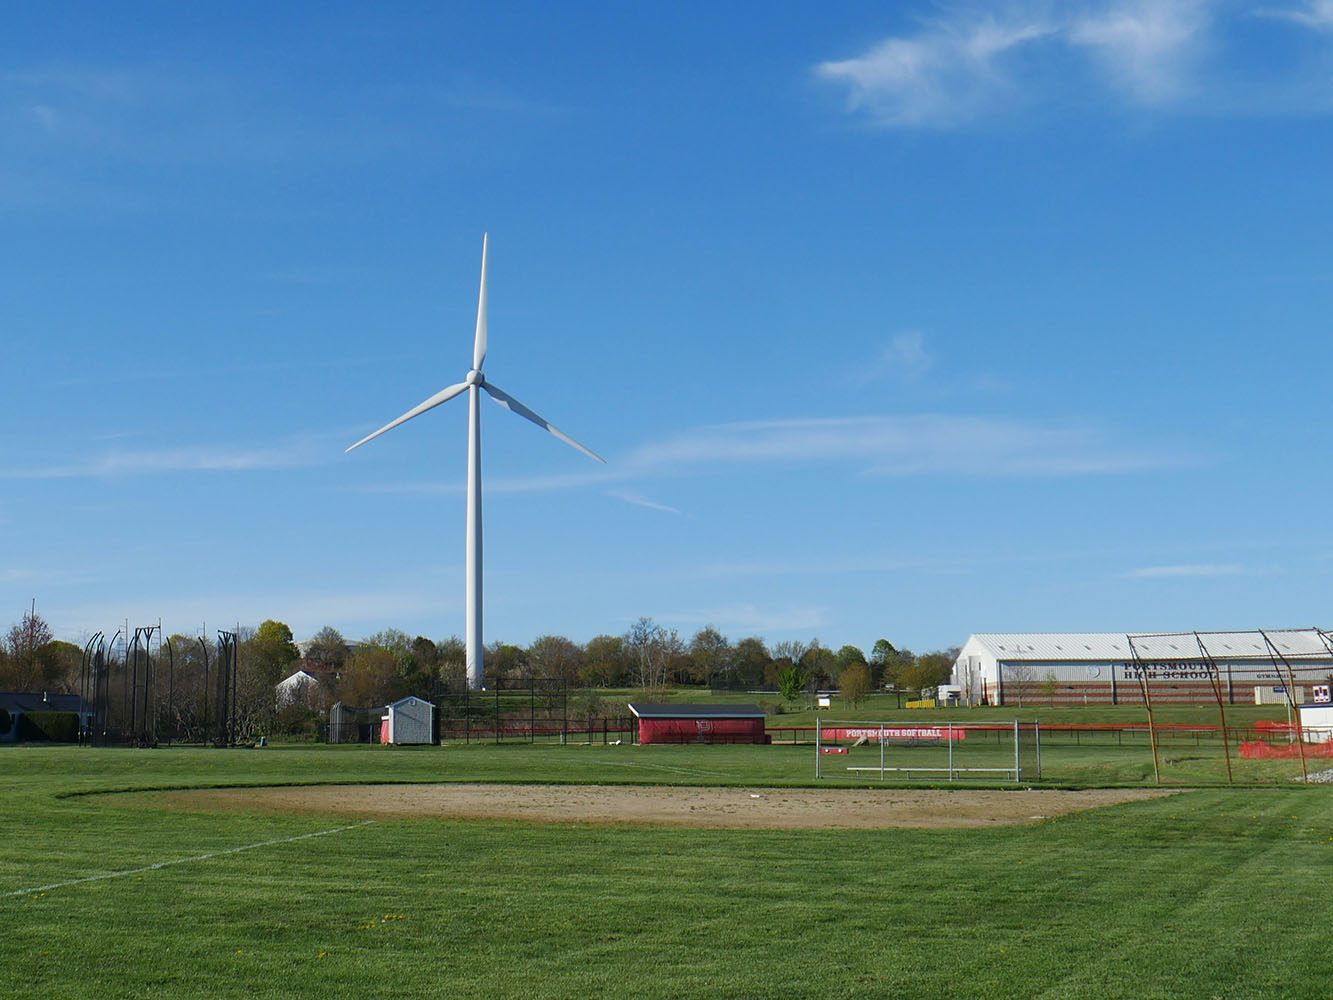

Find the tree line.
xmin=287 ymin=617 xmax=959 ymax=712
xmin=0 ymin=609 xmax=959 ymax=738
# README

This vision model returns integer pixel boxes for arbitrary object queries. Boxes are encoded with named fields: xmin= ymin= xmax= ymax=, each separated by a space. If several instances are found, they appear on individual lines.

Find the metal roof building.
xmin=952 ymin=630 xmax=1333 ymax=707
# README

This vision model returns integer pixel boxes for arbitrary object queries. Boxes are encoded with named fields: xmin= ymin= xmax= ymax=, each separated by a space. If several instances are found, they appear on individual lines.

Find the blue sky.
xmin=4 ymin=1 xmax=1333 ymax=655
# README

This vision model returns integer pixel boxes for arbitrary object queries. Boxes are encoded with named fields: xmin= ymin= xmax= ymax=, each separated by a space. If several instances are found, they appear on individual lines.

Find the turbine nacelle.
xmin=466 ymin=369 xmax=485 ymax=387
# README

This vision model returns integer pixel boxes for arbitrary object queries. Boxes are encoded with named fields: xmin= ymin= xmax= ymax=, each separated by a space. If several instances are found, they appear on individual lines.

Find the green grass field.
xmin=3 ymin=743 xmax=1331 ymax=999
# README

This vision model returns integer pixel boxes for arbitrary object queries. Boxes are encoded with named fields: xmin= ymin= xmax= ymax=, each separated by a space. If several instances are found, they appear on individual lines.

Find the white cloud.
xmin=1069 ymin=0 xmax=1211 ymax=103
xmin=816 ymin=11 xmax=1056 ymax=126
xmin=0 ymin=434 xmax=338 ymax=479
xmin=349 ymin=412 xmax=1182 ymax=495
xmin=628 ymin=414 xmax=1177 ymax=477
xmin=605 ymin=489 xmax=681 ymax=515
xmin=858 ymin=331 xmax=934 ymax=383
xmin=816 ymin=0 xmax=1333 ymax=125
xmin=1122 ymin=563 xmax=1243 ymax=578
xmin=1261 ymin=0 xmax=1333 ymax=30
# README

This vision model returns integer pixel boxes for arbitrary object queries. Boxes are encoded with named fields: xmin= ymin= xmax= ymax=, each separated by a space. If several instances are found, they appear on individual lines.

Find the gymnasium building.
xmin=952 ymin=629 xmax=1333 ymax=707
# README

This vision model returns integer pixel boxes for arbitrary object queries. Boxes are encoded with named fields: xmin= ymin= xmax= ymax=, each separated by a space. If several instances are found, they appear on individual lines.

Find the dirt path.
xmin=145 ymin=783 xmax=1177 ymax=830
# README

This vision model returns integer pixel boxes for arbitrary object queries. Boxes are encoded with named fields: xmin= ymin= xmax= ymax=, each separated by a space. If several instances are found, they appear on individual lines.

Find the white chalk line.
xmin=4 ymin=820 xmax=375 ymax=899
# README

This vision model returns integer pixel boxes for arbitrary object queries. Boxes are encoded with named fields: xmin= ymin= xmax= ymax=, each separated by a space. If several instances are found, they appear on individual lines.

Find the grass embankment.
xmin=3 ymin=744 xmax=1332 ymax=999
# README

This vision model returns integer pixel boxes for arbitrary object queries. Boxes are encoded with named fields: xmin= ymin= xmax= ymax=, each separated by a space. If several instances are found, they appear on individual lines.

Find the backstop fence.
xmin=814 ymin=720 xmax=1042 ymax=782
xmin=325 ymin=677 xmax=634 ymax=745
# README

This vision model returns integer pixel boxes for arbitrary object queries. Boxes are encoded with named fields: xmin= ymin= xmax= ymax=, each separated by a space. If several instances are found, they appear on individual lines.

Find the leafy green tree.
xmin=340 ymin=645 xmax=402 ymax=706
xmin=304 ymin=626 xmax=349 ymax=668
xmin=527 ymin=634 xmax=583 ymax=683
xmin=436 ymin=636 xmax=466 ymax=685
xmin=412 ymin=636 xmax=439 ymax=670
xmin=835 ymin=644 xmax=866 ymax=676
xmin=1042 ymin=670 xmax=1059 ymax=706
xmin=840 ymin=663 xmax=871 ymax=707
xmin=484 ymin=641 xmax=528 ymax=683
xmin=869 ymin=638 xmax=896 ymax=688
xmin=580 ymin=634 xmax=626 ymax=687
xmin=731 ymin=637 xmax=770 ymax=689
xmin=45 ymin=640 xmax=82 ymax=693
xmin=802 ymin=643 xmax=837 ymax=694
xmin=688 ymin=627 xmax=731 ymax=686
xmin=778 ymin=664 xmax=804 ymax=703
xmin=252 ymin=620 xmax=300 ymax=686
xmin=915 ymin=651 xmax=955 ymax=690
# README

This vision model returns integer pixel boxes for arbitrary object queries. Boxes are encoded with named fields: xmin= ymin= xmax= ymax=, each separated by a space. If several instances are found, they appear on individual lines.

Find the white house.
xmin=275 ymin=669 xmax=336 ymax=707
xmin=953 ymin=630 xmax=1333 ymax=707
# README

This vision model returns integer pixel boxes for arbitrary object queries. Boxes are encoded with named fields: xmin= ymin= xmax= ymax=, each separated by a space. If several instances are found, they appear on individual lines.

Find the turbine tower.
xmin=347 ymin=235 xmax=604 ymax=689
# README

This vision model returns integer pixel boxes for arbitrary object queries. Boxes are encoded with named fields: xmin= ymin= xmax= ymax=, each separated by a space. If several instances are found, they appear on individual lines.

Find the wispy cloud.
xmin=1122 ymin=563 xmax=1244 ymax=578
xmin=0 ymin=434 xmax=339 ymax=479
xmin=817 ymin=10 xmax=1056 ymax=127
xmin=1068 ymin=0 xmax=1211 ymax=103
xmin=817 ymin=1 xmax=1331 ymax=126
xmin=1260 ymin=0 xmax=1333 ymax=30
xmin=349 ymin=411 xmax=1180 ymax=496
xmin=605 ymin=489 xmax=681 ymax=514
xmin=48 ymin=353 xmax=413 ymax=388
xmin=628 ymin=414 xmax=1179 ymax=477
xmin=857 ymin=331 xmax=934 ymax=383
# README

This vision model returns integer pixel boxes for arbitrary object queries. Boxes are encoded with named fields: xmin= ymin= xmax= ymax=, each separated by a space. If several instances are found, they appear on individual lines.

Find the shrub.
xmin=0 ymin=708 xmax=10 ymax=733
xmin=16 ymin=711 xmax=79 ymax=742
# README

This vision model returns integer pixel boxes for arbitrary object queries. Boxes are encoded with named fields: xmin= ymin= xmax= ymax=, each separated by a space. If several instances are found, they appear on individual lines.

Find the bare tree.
xmin=1003 ymin=663 xmax=1034 ymax=707
xmin=624 ymin=617 xmax=683 ymax=696
xmin=772 ymin=639 xmax=809 ymax=671
xmin=3 ymin=608 xmax=54 ymax=691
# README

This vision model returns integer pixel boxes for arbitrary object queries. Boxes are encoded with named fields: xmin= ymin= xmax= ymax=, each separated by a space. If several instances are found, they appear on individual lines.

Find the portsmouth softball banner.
xmin=820 ymin=727 xmax=967 ymax=742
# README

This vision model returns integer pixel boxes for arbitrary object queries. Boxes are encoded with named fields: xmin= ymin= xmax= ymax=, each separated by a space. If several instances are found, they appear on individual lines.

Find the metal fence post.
xmin=948 ymin=722 xmax=954 ymax=781
xmin=1014 ymin=719 xmax=1020 ymax=781
xmin=815 ymin=717 xmax=821 ymax=779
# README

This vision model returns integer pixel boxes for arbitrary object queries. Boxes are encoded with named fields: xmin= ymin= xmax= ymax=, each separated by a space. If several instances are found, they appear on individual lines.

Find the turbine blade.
xmin=345 ymin=381 xmax=469 ymax=452
xmin=472 ymin=233 xmax=488 ymax=370
xmin=482 ymin=382 xmax=606 ymax=463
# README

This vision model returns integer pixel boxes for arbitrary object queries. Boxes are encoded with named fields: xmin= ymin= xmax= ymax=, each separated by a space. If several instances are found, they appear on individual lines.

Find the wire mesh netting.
xmin=815 ymin=720 xmax=1040 ymax=782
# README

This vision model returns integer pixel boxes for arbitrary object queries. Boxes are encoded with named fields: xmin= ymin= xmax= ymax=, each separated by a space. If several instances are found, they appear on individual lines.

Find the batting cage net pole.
xmin=1260 ymin=630 xmax=1309 ymax=784
xmin=1193 ymin=633 xmax=1234 ymax=784
xmin=1127 ymin=635 xmax=1162 ymax=785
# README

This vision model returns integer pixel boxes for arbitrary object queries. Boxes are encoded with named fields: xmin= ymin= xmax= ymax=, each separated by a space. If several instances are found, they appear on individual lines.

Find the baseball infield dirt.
xmin=143 ymin=783 xmax=1177 ymax=830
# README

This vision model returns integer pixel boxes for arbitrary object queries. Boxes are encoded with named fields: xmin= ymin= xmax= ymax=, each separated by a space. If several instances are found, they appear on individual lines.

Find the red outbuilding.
xmin=628 ymin=703 xmax=770 ymax=745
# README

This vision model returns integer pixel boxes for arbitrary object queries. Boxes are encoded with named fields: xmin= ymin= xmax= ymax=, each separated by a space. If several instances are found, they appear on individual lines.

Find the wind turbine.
xmin=346 ymin=235 xmax=604 ymax=690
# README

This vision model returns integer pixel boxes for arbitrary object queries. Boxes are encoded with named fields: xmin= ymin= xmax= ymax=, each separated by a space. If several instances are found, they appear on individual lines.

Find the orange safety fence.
xmin=1239 ymin=739 xmax=1333 ymax=759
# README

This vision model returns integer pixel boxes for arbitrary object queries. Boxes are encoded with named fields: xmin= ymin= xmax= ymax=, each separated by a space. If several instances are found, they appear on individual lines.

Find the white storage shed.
xmin=383 ymin=696 xmax=435 ymax=745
